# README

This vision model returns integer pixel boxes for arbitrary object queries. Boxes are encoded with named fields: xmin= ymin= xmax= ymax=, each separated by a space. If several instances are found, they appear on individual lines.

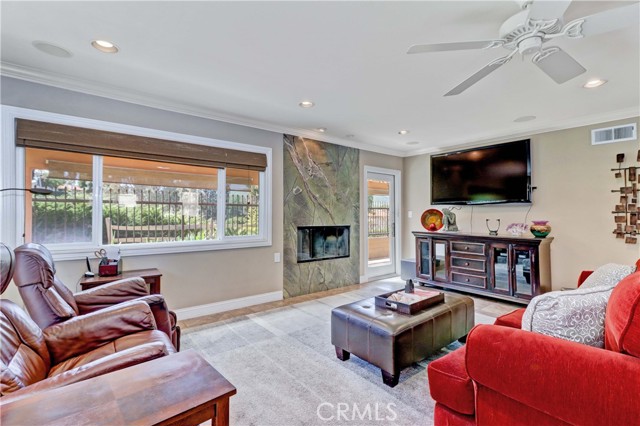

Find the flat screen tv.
xmin=431 ymin=139 xmax=531 ymax=205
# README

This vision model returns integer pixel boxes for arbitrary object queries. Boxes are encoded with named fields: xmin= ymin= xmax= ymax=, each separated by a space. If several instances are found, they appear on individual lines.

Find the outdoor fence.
xmin=31 ymin=188 xmax=259 ymax=244
xmin=367 ymin=201 xmax=390 ymax=238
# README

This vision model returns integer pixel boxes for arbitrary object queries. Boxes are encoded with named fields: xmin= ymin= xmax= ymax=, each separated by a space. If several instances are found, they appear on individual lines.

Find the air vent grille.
xmin=591 ymin=123 xmax=637 ymax=145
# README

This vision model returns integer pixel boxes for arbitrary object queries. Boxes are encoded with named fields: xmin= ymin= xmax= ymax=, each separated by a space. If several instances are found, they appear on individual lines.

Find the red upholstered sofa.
xmin=428 ymin=261 xmax=640 ymax=426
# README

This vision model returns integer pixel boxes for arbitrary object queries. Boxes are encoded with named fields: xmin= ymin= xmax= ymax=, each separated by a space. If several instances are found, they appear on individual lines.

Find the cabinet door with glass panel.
xmin=490 ymin=243 xmax=536 ymax=300
xmin=415 ymin=237 xmax=449 ymax=283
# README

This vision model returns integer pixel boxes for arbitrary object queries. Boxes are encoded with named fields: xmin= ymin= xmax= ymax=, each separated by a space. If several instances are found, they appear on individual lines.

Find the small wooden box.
xmin=98 ymin=259 xmax=122 ymax=277
xmin=375 ymin=288 xmax=444 ymax=315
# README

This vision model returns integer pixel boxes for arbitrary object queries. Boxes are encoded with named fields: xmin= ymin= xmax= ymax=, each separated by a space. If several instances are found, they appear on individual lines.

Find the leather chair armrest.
xmin=465 ymin=325 xmax=640 ymax=426
xmin=74 ymin=277 xmax=149 ymax=314
xmin=0 ymin=341 xmax=169 ymax=405
xmin=135 ymin=294 xmax=174 ymax=343
xmin=43 ymin=300 xmax=157 ymax=364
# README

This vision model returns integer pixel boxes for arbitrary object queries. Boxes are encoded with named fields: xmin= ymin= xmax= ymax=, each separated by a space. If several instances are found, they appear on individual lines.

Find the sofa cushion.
xmin=579 ymin=263 xmax=635 ymax=289
xmin=604 ymin=271 xmax=640 ymax=356
xmin=522 ymin=285 xmax=614 ymax=347
xmin=427 ymin=346 xmax=475 ymax=415
xmin=494 ymin=308 xmax=525 ymax=328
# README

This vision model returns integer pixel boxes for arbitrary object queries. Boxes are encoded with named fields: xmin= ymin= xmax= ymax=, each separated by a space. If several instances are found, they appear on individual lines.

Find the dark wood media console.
xmin=413 ymin=231 xmax=553 ymax=304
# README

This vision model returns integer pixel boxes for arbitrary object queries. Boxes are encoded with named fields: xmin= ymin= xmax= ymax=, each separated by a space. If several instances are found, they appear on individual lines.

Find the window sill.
xmin=47 ymin=237 xmax=272 ymax=261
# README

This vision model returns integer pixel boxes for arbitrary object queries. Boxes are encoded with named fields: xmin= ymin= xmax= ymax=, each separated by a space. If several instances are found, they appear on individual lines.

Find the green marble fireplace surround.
xmin=283 ymin=135 xmax=360 ymax=298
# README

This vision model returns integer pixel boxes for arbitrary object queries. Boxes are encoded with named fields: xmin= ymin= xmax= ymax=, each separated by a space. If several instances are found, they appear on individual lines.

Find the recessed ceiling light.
xmin=345 ymin=134 xmax=355 ymax=138
xmin=91 ymin=39 xmax=119 ymax=53
xmin=298 ymin=100 xmax=315 ymax=108
xmin=407 ymin=141 xmax=420 ymax=145
xmin=398 ymin=130 xmax=410 ymax=135
xmin=314 ymin=127 xmax=326 ymax=133
xmin=32 ymin=41 xmax=72 ymax=58
xmin=514 ymin=115 xmax=537 ymax=122
xmin=583 ymin=79 xmax=607 ymax=89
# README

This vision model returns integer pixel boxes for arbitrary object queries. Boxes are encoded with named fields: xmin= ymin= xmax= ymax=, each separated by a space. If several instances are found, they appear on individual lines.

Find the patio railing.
xmin=31 ymin=188 xmax=258 ymax=244
xmin=368 ymin=201 xmax=389 ymax=238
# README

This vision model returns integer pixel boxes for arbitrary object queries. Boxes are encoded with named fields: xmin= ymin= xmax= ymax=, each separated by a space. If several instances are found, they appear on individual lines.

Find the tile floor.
xmin=179 ymin=276 xmax=522 ymax=331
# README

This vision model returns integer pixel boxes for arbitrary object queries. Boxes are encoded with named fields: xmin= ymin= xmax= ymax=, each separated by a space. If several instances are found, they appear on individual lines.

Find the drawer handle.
xmin=464 ymin=262 xmax=470 ymax=266
xmin=464 ymin=246 xmax=469 ymax=250
xmin=465 ymin=278 xmax=470 ymax=282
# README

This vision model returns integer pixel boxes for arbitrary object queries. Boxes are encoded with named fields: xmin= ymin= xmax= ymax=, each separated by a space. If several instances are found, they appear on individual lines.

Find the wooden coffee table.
xmin=0 ymin=350 xmax=236 ymax=426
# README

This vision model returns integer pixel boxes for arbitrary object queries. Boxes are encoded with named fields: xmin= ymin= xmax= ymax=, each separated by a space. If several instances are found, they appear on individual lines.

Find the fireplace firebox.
xmin=297 ymin=226 xmax=350 ymax=263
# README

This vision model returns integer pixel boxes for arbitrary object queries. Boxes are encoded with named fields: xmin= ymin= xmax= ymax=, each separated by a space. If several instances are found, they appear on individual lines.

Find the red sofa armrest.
xmin=577 ymin=270 xmax=593 ymax=288
xmin=465 ymin=325 xmax=640 ymax=426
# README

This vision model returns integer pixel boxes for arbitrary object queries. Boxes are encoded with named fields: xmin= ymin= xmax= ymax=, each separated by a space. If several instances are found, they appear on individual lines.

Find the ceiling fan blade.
xmin=444 ymin=55 xmax=514 ymax=96
xmin=532 ymin=46 xmax=586 ymax=84
xmin=527 ymin=0 xmax=572 ymax=20
xmin=577 ymin=2 xmax=640 ymax=37
xmin=407 ymin=40 xmax=505 ymax=54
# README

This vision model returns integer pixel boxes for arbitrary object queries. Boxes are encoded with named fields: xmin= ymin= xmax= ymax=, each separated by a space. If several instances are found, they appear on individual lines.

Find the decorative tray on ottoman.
xmin=375 ymin=288 xmax=444 ymax=315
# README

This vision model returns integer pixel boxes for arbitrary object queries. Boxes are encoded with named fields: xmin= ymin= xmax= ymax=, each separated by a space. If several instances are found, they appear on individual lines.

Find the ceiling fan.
xmin=407 ymin=0 xmax=640 ymax=96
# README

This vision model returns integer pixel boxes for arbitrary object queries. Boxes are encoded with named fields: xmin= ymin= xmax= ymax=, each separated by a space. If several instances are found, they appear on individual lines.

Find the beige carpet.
xmin=182 ymin=280 xmax=505 ymax=426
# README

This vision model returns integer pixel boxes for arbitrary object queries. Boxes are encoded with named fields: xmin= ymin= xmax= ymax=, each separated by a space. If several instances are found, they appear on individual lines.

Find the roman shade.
xmin=16 ymin=119 xmax=267 ymax=171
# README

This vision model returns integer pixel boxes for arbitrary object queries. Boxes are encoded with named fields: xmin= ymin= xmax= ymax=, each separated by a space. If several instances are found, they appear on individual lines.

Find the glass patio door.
xmin=366 ymin=171 xmax=397 ymax=278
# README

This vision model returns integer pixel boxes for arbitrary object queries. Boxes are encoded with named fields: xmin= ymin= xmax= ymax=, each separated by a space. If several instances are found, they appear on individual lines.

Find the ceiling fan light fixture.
xmin=583 ymin=79 xmax=607 ymax=89
xmin=298 ymin=100 xmax=315 ymax=108
xmin=91 ymin=39 xmax=119 ymax=53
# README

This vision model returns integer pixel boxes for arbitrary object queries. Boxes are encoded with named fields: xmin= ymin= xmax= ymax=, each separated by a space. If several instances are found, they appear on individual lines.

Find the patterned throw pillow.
xmin=522 ymin=285 xmax=614 ymax=348
xmin=580 ymin=263 xmax=636 ymax=289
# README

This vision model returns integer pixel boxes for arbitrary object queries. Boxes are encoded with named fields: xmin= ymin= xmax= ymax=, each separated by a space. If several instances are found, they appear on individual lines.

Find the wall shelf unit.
xmin=611 ymin=152 xmax=639 ymax=244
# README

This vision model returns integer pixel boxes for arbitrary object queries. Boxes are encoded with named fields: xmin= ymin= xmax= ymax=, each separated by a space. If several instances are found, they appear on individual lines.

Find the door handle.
xmin=392 ymin=222 xmax=395 ymax=238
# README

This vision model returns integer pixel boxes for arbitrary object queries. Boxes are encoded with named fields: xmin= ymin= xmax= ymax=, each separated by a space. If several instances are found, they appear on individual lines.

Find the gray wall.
xmin=402 ymin=117 xmax=640 ymax=289
xmin=1 ymin=76 xmax=284 ymax=309
xmin=1 ymin=76 xmax=407 ymax=311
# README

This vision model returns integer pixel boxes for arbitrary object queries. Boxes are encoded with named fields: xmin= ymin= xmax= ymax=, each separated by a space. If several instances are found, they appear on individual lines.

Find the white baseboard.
xmin=360 ymin=275 xmax=368 ymax=284
xmin=175 ymin=290 xmax=283 ymax=320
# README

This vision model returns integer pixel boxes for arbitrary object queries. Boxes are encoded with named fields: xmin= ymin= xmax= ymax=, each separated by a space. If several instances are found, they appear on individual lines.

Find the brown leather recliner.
xmin=13 ymin=243 xmax=180 ymax=350
xmin=0 ymin=243 xmax=176 ymax=402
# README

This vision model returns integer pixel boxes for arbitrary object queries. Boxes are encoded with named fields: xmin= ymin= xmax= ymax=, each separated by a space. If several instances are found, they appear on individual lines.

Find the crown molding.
xmin=407 ymin=107 xmax=640 ymax=157
xmin=0 ymin=62 xmax=407 ymax=157
xmin=2 ymin=62 xmax=637 ymax=159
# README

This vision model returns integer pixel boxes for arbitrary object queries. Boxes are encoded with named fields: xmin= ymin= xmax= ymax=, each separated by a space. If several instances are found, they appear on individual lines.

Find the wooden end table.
xmin=79 ymin=268 xmax=162 ymax=294
xmin=0 ymin=350 xmax=236 ymax=426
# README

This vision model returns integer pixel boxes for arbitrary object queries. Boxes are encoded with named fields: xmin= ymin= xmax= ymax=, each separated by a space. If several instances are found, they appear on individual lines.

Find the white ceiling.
xmin=1 ymin=1 xmax=639 ymax=156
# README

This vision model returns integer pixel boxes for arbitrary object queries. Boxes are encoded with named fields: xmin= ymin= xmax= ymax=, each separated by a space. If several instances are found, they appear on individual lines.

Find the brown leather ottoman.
xmin=331 ymin=293 xmax=474 ymax=387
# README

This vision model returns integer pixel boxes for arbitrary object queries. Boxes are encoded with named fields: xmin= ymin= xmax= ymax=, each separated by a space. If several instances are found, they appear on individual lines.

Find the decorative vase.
xmin=530 ymin=220 xmax=551 ymax=238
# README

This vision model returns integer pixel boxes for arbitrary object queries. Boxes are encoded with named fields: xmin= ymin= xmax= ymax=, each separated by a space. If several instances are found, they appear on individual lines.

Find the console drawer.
xmin=451 ymin=241 xmax=485 ymax=255
xmin=451 ymin=257 xmax=486 ymax=272
xmin=451 ymin=272 xmax=487 ymax=288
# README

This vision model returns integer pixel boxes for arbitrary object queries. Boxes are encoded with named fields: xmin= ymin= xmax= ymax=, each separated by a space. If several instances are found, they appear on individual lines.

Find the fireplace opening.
xmin=297 ymin=225 xmax=350 ymax=263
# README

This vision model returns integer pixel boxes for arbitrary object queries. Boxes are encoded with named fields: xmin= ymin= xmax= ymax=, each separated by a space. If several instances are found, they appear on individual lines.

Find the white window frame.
xmin=1 ymin=106 xmax=272 ymax=260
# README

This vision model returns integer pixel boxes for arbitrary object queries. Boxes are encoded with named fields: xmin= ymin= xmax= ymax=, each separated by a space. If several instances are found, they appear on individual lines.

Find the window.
xmin=25 ymin=148 xmax=263 ymax=247
xmin=2 ymin=109 xmax=272 ymax=259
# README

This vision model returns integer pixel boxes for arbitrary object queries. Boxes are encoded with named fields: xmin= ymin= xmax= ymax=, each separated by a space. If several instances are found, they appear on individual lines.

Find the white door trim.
xmin=363 ymin=166 xmax=401 ymax=281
